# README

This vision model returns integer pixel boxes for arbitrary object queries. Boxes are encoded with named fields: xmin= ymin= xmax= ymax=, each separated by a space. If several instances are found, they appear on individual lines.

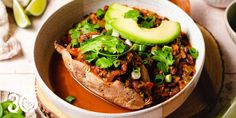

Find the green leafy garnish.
xmin=95 ymin=57 xmax=114 ymax=68
xmin=65 ymin=96 xmax=75 ymax=104
xmin=189 ymin=47 xmax=199 ymax=59
xmin=68 ymin=19 xmax=101 ymax=48
xmin=80 ymin=35 xmax=127 ymax=54
xmin=80 ymin=35 xmax=130 ymax=68
xmin=80 ymin=20 xmax=101 ymax=34
xmin=157 ymin=62 xmax=169 ymax=73
xmin=96 ymin=8 xmax=105 ymax=19
xmin=113 ymin=60 xmax=121 ymax=68
xmin=142 ymin=59 xmax=151 ymax=65
xmin=155 ymin=74 xmax=165 ymax=83
xmin=139 ymin=16 xmax=156 ymax=28
xmin=152 ymin=46 xmax=174 ymax=73
xmin=85 ymin=52 xmax=98 ymax=63
xmin=124 ymin=10 xmax=140 ymax=21
xmin=69 ymin=28 xmax=80 ymax=48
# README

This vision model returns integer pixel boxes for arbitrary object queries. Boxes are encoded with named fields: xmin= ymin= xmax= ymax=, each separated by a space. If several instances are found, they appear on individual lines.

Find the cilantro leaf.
xmin=80 ymin=35 xmax=127 ymax=54
xmin=152 ymin=46 xmax=174 ymax=66
xmin=152 ymin=46 xmax=174 ymax=73
xmin=96 ymin=9 xmax=105 ymax=19
xmin=157 ymin=62 xmax=169 ymax=73
xmin=80 ymin=20 xmax=101 ymax=34
xmin=95 ymin=57 xmax=114 ymax=68
xmin=69 ymin=28 xmax=80 ymax=48
xmin=139 ymin=16 xmax=156 ymax=28
xmin=80 ymin=35 xmax=129 ymax=69
xmin=124 ymin=10 xmax=140 ymax=21
xmin=113 ymin=60 xmax=121 ymax=68
xmin=85 ymin=52 xmax=98 ymax=63
xmin=189 ymin=47 xmax=198 ymax=59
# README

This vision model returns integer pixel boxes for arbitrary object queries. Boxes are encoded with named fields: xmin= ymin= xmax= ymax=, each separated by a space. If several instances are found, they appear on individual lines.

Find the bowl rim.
xmin=33 ymin=0 xmax=205 ymax=117
xmin=225 ymin=0 xmax=236 ymax=39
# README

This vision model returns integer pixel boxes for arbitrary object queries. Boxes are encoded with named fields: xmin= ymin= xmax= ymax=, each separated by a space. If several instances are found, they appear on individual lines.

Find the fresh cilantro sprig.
xmin=96 ymin=9 xmax=105 ymax=19
xmin=124 ymin=10 xmax=140 ymax=21
xmin=80 ymin=20 xmax=101 ymax=34
xmin=139 ymin=16 xmax=156 ymax=28
xmin=69 ymin=28 xmax=80 ymax=48
xmin=152 ymin=46 xmax=175 ymax=73
xmin=124 ymin=10 xmax=156 ymax=29
xmin=80 ymin=35 xmax=129 ymax=68
xmin=68 ymin=18 xmax=101 ymax=48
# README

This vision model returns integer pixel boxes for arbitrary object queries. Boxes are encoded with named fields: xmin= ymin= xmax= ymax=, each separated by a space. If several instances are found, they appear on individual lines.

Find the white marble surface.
xmin=0 ymin=0 xmax=235 ymax=117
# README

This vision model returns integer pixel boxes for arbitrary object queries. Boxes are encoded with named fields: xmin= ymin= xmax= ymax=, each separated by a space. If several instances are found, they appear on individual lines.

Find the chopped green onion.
xmin=165 ymin=74 xmax=172 ymax=83
xmin=65 ymin=96 xmax=75 ymax=104
xmin=132 ymin=67 xmax=141 ymax=80
xmin=133 ymin=44 xmax=146 ymax=52
xmin=138 ymin=45 xmax=146 ymax=52
xmin=189 ymin=47 xmax=199 ymax=59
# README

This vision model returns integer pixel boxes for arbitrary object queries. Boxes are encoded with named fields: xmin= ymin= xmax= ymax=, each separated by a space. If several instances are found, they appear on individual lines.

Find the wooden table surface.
xmin=0 ymin=0 xmax=235 ymax=117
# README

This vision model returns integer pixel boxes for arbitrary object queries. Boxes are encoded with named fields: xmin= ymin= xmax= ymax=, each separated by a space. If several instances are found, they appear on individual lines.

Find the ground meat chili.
xmin=61 ymin=5 xmax=198 ymax=107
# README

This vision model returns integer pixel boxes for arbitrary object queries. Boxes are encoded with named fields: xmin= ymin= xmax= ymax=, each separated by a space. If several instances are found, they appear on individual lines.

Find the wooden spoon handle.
xmin=170 ymin=0 xmax=191 ymax=15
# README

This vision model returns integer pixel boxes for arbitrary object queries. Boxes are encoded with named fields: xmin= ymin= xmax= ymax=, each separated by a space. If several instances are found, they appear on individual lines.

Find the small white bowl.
xmin=204 ymin=0 xmax=234 ymax=8
xmin=33 ymin=0 xmax=205 ymax=117
xmin=225 ymin=0 xmax=236 ymax=43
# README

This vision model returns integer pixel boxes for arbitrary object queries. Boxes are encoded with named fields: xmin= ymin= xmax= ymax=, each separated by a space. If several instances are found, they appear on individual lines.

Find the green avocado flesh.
xmin=105 ymin=3 xmax=181 ymax=45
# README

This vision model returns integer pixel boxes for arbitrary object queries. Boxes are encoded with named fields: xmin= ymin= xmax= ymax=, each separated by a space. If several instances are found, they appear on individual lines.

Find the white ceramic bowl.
xmin=225 ymin=0 xmax=236 ymax=43
xmin=203 ymin=0 xmax=234 ymax=8
xmin=33 ymin=0 xmax=205 ymax=118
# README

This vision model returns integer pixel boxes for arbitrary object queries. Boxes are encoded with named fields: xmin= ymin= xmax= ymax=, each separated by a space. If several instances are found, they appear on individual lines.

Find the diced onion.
xmin=125 ymin=39 xmax=132 ymax=46
xmin=92 ymin=34 xmax=100 ymax=38
xmin=112 ymin=30 xmax=119 ymax=37
xmin=132 ymin=67 xmax=141 ymax=80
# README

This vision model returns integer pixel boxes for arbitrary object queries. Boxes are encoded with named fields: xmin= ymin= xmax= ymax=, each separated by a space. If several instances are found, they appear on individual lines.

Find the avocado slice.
xmin=105 ymin=3 xmax=181 ymax=45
